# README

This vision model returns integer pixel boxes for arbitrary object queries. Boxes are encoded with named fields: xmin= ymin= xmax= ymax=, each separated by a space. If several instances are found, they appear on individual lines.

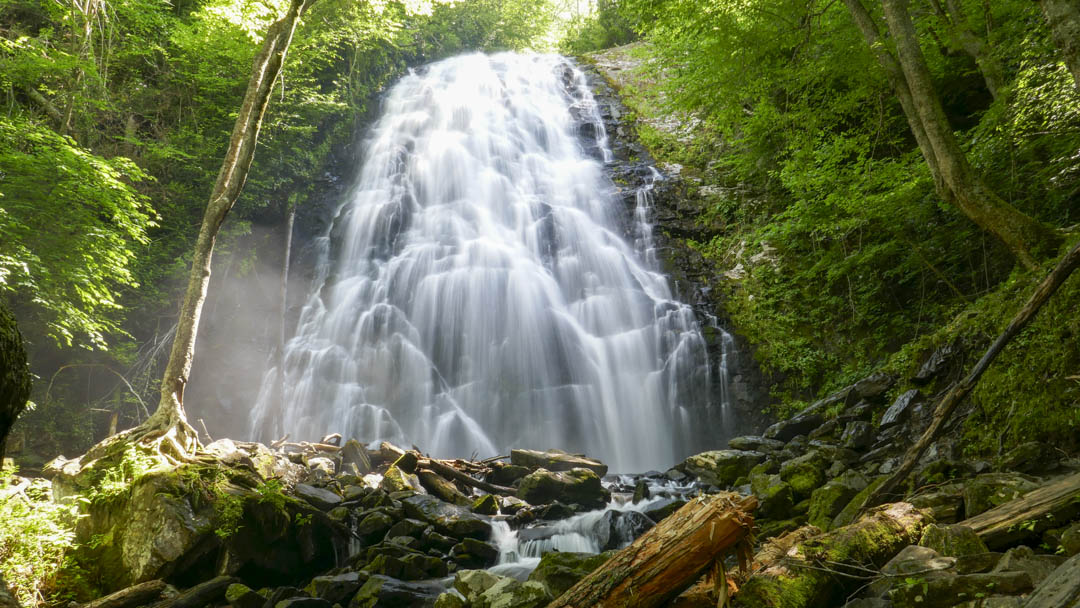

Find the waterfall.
xmin=250 ymin=52 xmax=719 ymax=472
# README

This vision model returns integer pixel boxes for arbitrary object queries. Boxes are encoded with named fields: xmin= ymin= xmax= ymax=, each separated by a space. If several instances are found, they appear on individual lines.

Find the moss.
xmin=808 ymin=481 xmax=860 ymax=532
xmin=831 ymin=476 xmax=888 ymax=530
xmin=527 ymin=550 xmax=614 ymax=598
xmin=918 ymin=524 xmax=989 ymax=558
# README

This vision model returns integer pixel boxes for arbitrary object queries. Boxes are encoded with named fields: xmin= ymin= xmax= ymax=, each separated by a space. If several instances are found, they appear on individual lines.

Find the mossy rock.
xmin=516 ymin=468 xmax=609 ymax=510
xmin=527 ymin=550 xmax=614 ymax=598
xmin=918 ymin=524 xmax=988 ymax=558
xmin=807 ymin=471 xmax=868 ymax=531
xmin=962 ymin=473 xmax=1039 ymax=518
xmin=678 ymin=450 xmax=766 ymax=488
xmin=472 ymin=494 xmax=498 ymax=515
xmin=779 ymin=453 xmax=827 ymax=499
xmin=831 ymin=475 xmax=889 ymax=530
xmin=755 ymin=478 xmax=795 ymax=521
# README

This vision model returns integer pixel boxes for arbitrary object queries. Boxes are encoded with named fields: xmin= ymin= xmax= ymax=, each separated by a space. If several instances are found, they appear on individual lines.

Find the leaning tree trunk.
xmin=145 ymin=0 xmax=315 ymax=455
xmin=877 ymin=0 xmax=1060 ymax=270
xmin=1039 ymin=0 xmax=1080 ymax=90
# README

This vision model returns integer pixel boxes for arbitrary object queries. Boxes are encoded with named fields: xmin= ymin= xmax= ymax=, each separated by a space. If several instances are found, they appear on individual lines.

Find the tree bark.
xmin=0 ymin=303 xmax=32 ymax=468
xmin=856 ymin=239 xmax=1080 ymax=515
xmin=961 ymin=471 xmax=1080 ymax=549
xmin=734 ymin=502 xmax=928 ymax=608
xmin=148 ymin=0 xmax=315 ymax=450
xmin=937 ymin=0 xmax=1005 ymax=101
xmin=79 ymin=580 xmax=167 ymax=608
xmin=879 ymin=0 xmax=1059 ymax=270
xmin=547 ymin=493 xmax=757 ymax=608
xmin=1039 ymin=0 xmax=1080 ymax=90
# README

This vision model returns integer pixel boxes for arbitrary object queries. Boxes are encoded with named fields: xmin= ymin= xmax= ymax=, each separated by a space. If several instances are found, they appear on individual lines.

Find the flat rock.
xmin=403 ymin=494 xmax=492 ymax=540
xmin=294 ymin=484 xmax=342 ymax=510
xmin=880 ymin=389 xmax=920 ymax=429
xmin=510 ymin=449 xmax=608 ymax=477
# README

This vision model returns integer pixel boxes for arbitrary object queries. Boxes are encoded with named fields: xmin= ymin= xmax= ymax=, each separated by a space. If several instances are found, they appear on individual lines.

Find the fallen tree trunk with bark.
xmin=961 ymin=471 xmax=1080 ymax=549
xmin=733 ymin=502 xmax=929 ymax=608
xmin=77 ymin=580 xmax=167 ymax=608
xmin=546 ymin=492 xmax=757 ymax=608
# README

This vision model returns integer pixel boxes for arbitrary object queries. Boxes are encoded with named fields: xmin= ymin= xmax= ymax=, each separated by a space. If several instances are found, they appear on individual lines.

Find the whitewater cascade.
xmin=250 ymin=52 xmax=723 ymax=472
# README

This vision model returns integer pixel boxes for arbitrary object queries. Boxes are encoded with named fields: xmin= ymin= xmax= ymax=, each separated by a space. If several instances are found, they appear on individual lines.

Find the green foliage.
xmin=0 ymin=469 xmax=81 ymax=607
xmin=0 ymin=117 xmax=156 ymax=349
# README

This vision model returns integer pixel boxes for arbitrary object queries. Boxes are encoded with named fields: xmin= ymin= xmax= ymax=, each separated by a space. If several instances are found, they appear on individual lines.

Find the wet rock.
xmin=962 ymin=473 xmax=1040 ymax=518
xmin=386 ymin=518 xmax=428 ymax=540
xmin=472 ymin=494 xmax=498 ymax=515
xmin=919 ymin=524 xmax=988 ymax=559
xmin=224 ymin=583 xmax=265 ymax=608
xmin=450 ymin=538 xmax=499 ymax=569
xmin=726 ymin=436 xmax=784 ymax=454
xmin=644 ymin=498 xmax=685 ymax=522
xmin=808 ymin=470 xmax=868 ymax=531
xmin=632 ymin=480 xmax=650 ymax=504
xmin=591 ymin=510 xmax=655 ymax=551
xmin=305 ymin=572 xmax=367 ymax=604
xmin=381 ymin=466 xmax=425 ymax=494
xmin=454 ymin=570 xmax=504 ymax=603
xmin=486 ymin=462 xmax=531 ymax=486
xmin=403 ymin=494 xmax=492 ymax=540
xmin=295 ymin=484 xmax=342 ymax=511
xmin=664 ymin=468 xmax=688 ymax=482
xmin=996 ymin=441 xmax=1058 ymax=475
xmin=841 ymin=421 xmax=875 ymax=451
xmin=516 ymin=468 xmax=610 ymax=510
xmin=510 ymin=449 xmax=608 ymax=477
xmin=356 ymin=511 xmax=395 ymax=544
xmin=677 ymin=450 xmax=766 ymax=488
xmin=880 ymin=389 xmax=920 ymax=429
xmin=350 ymin=575 xmax=443 ymax=608
xmin=527 ymin=551 xmax=613 ymax=598
xmin=763 ymin=413 xmax=824 ymax=442
xmin=992 ymin=546 xmax=1066 ymax=586
xmin=417 ymin=471 xmax=470 ymax=506
xmin=498 ymin=496 xmax=527 ymax=515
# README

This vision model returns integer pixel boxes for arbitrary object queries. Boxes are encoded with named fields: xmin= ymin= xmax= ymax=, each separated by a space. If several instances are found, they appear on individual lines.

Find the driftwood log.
xmin=961 ymin=471 xmax=1080 ymax=549
xmin=733 ymin=502 xmax=929 ymax=608
xmin=857 ymin=240 xmax=1080 ymax=514
xmin=77 ymin=580 xmax=167 ymax=608
xmin=546 ymin=492 xmax=757 ymax=608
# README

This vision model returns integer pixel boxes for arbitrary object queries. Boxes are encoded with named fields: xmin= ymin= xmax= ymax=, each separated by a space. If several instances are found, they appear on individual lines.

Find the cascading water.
xmin=250 ymin=52 xmax=719 ymax=472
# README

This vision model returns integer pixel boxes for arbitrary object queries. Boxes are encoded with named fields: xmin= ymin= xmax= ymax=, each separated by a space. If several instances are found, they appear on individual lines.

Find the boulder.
xmin=341 ymin=439 xmax=373 ymax=475
xmin=880 ymin=389 xmax=920 ymax=429
xmin=454 ymin=570 xmax=504 ymax=603
xmin=305 ymin=572 xmax=367 ymax=604
xmin=472 ymin=494 xmax=498 ymax=515
xmin=1024 ymin=552 xmax=1080 ymax=608
xmin=909 ymin=484 xmax=965 ymax=523
xmin=1060 ymin=521 xmax=1080 ymax=556
xmin=225 ymin=583 xmax=267 ymax=608
xmin=779 ymin=452 xmax=827 ymax=499
xmin=350 ymin=575 xmax=443 ymax=608
xmin=434 ymin=593 xmax=466 ymax=608
xmin=474 ymin=578 xmax=551 ymax=608
xmin=726 ymin=436 xmax=785 ymax=454
xmin=643 ymin=499 xmax=686 ymax=523
xmin=590 ymin=510 xmax=655 ymax=551
xmin=918 ymin=524 xmax=988 ymax=559
xmin=294 ymin=484 xmax=342 ymax=511
xmin=752 ymin=476 xmax=795 ymax=520
xmin=914 ymin=343 xmax=957 ymax=384
xmin=381 ymin=466 xmax=425 ymax=494
xmin=417 ymin=471 xmax=469 ymax=506
xmin=402 ymin=494 xmax=492 ymax=540
xmin=527 ymin=551 xmax=613 ymax=598
xmin=840 ymin=421 xmax=875 ymax=451
xmin=889 ymin=571 xmax=1032 ymax=608
xmin=881 ymin=545 xmax=957 ymax=577
xmin=962 ymin=473 xmax=1039 ymax=518
xmin=510 ymin=449 xmax=608 ymax=477
xmin=996 ymin=441 xmax=1058 ymax=475
xmin=486 ymin=462 xmax=532 ymax=486
xmin=450 ymin=537 xmax=499 ymax=569
xmin=854 ymin=373 xmax=895 ymax=400
xmin=763 ymin=413 xmax=824 ymax=442
xmin=677 ymin=450 xmax=766 ymax=488
xmin=516 ymin=468 xmax=610 ymax=510
xmin=808 ymin=470 xmax=868 ymax=531
xmin=991 ymin=545 xmax=1066 ymax=586
xmin=355 ymin=511 xmax=395 ymax=544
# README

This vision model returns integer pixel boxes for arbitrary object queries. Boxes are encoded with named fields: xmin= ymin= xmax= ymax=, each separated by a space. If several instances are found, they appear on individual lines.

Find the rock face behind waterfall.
xmin=250 ymin=53 xmax=724 ymax=472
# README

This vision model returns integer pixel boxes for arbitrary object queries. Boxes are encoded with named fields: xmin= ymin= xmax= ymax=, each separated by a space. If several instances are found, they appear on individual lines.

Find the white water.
xmin=250 ymin=52 xmax=719 ymax=472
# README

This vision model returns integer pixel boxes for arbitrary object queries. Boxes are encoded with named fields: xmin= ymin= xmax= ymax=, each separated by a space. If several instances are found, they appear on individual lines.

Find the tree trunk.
xmin=79 ymin=580 xmax=167 ymax=608
xmin=0 ymin=303 xmax=32 ymax=469
xmin=856 ymin=239 xmax=1080 ymax=514
xmin=880 ymin=0 xmax=1059 ymax=270
xmin=961 ymin=471 xmax=1080 ymax=549
xmin=733 ymin=502 xmax=929 ymax=608
xmin=547 ymin=493 xmax=757 ymax=608
xmin=148 ymin=0 xmax=315 ymax=451
xmin=939 ymin=0 xmax=1005 ymax=101
xmin=1039 ymin=0 xmax=1080 ymax=90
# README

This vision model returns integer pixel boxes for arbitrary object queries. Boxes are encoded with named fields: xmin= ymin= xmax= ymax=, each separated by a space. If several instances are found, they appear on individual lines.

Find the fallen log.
xmin=733 ymin=502 xmax=929 ymax=608
xmin=961 ymin=471 xmax=1080 ymax=549
xmin=149 ymin=576 xmax=238 ymax=608
xmin=546 ymin=492 xmax=757 ymax=608
xmin=78 ymin=580 xmax=167 ymax=608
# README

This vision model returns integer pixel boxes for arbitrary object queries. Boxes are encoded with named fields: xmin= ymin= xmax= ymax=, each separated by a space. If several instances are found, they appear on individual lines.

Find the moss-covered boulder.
xmin=918 ymin=524 xmax=988 ymax=558
xmin=889 ymin=571 xmax=1032 ymax=608
xmin=474 ymin=578 xmax=551 ymax=608
xmin=510 ymin=449 xmax=608 ymax=477
xmin=751 ymin=475 xmax=795 ymax=521
xmin=381 ymin=465 xmax=425 ymax=494
xmin=350 ymin=575 xmax=443 ymax=608
xmin=831 ymin=475 xmax=889 ymax=530
xmin=402 ymin=494 xmax=492 ymax=540
xmin=962 ymin=473 xmax=1040 ymax=518
xmin=472 ymin=494 xmax=498 ymax=515
xmin=678 ymin=450 xmax=767 ymax=488
xmin=527 ymin=551 xmax=613 ymax=598
xmin=516 ymin=468 xmax=609 ymax=510
xmin=779 ymin=452 xmax=827 ymax=499
xmin=808 ymin=471 xmax=868 ymax=531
